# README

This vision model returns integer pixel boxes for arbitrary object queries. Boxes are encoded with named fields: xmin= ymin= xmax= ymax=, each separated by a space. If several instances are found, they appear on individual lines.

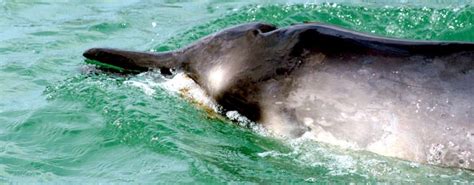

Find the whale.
xmin=83 ymin=22 xmax=474 ymax=170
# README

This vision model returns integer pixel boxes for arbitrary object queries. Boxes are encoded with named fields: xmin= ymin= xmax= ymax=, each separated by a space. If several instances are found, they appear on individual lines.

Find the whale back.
xmin=286 ymin=23 xmax=474 ymax=57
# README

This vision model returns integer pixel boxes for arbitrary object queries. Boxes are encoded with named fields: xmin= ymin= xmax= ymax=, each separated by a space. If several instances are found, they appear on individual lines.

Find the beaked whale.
xmin=83 ymin=22 xmax=474 ymax=170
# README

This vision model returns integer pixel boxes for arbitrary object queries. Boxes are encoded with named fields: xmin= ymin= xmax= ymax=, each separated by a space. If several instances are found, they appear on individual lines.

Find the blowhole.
xmin=258 ymin=24 xmax=277 ymax=33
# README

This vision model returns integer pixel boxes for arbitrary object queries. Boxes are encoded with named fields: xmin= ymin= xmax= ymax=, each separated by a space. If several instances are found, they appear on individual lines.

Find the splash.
xmin=124 ymin=71 xmax=269 ymax=135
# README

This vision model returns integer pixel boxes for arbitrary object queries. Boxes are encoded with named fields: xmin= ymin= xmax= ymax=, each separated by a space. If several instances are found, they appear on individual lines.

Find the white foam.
xmin=160 ymin=72 xmax=221 ymax=112
xmin=124 ymin=71 xmax=163 ymax=96
xmin=124 ymin=80 xmax=157 ymax=96
xmin=124 ymin=72 xmax=269 ymax=135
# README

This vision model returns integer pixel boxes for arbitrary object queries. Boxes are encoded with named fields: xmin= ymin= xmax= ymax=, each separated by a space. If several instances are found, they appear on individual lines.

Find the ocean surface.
xmin=1 ymin=0 xmax=474 ymax=183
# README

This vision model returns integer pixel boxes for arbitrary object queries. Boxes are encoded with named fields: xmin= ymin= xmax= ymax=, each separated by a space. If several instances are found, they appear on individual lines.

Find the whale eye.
xmin=160 ymin=67 xmax=173 ymax=76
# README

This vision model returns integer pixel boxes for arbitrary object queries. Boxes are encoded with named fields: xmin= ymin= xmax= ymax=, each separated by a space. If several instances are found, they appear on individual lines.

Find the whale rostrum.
xmin=84 ymin=22 xmax=474 ymax=170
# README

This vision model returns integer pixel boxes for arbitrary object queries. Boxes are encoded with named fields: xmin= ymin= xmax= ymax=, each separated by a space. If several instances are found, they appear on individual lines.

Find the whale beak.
xmin=83 ymin=48 xmax=150 ymax=72
xmin=83 ymin=48 xmax=181 ymax=73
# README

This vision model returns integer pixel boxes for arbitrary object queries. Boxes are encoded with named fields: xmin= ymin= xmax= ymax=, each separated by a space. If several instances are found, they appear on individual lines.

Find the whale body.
xmin=83 ymin=22 xmax=474 ymax=170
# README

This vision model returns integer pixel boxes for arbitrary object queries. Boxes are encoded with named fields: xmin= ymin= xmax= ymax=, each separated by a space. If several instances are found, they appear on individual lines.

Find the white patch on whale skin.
xmin=303 ymin=117 xmax=314 ymax=125
xmin=208 ymin=65 xmax=226 ymax=95
xmin=276 ymin=54 xmax=474 ymax=169
xmin=206 ymin=54 xmax=243 ymax=96
xmin=312 ymin=129 xmax=359 ymax=149
xmin=364 ymin=113 xmax=421 ymax=162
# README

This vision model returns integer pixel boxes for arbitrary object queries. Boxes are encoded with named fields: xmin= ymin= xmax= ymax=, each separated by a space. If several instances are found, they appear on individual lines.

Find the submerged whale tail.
xmin=83 ymin=48 xmax=183 ymax=73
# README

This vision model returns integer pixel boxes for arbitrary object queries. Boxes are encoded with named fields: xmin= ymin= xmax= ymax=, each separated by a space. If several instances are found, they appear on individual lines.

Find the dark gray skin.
xmin=83 ymin=22 xmax=474 ymax=170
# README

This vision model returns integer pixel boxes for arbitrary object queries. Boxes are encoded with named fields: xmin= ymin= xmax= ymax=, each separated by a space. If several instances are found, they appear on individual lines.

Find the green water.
xmin=1 ymin=0 xmax=474 ymax=183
